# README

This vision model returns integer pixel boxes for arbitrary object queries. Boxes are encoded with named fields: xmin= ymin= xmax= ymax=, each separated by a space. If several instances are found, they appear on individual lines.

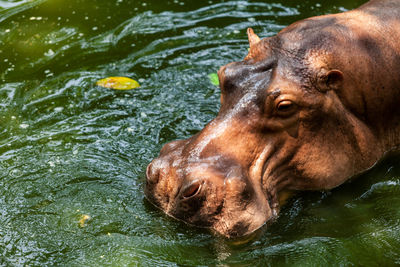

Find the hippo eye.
xmin=276 ymin=100 xmax=296 ymax=115
xmin=182 ymin=181 xmax=202 ymax=199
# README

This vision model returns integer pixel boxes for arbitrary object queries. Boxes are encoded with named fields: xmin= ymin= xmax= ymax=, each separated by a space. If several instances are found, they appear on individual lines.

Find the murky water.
xmin=1 ymin=0 xmax=399 ymax=265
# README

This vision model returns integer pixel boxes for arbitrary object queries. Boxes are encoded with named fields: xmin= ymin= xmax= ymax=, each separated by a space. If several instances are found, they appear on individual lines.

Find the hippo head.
xmin=145 ymin=19 xmax=385 ymax=238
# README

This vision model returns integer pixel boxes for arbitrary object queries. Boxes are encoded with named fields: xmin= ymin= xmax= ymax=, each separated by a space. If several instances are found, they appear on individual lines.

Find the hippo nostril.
xmin=182 ymin=180 xmax=203 ymax=199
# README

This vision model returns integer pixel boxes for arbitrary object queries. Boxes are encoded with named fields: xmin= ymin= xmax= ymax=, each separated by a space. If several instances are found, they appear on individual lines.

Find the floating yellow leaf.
xmin=79 ymin=214 xmax=91 ymax=227
xmin=96 ymin=77 xmax=140 ymax=90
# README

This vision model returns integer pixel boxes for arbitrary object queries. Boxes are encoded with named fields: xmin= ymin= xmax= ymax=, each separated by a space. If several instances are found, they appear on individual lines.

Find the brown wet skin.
xmin=145 ymin=0 xmax=400 ymax=238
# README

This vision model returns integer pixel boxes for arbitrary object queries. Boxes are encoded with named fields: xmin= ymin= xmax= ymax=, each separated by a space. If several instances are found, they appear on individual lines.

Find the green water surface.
xmin=1 ymin=0 xmax=400 ymax=265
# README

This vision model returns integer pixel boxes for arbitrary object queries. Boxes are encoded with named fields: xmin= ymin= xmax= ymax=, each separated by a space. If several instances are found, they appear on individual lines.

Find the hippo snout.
xmin=145 ymin=148 xmax=228 ymax=227
xmin=145 ymin=156 xmax=206 ymax=209
xmin=145 ymin=134 xmax=276 ymax=238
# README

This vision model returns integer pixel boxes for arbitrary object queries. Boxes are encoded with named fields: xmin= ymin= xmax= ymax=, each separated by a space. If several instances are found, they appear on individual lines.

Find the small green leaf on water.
xmin=208 ymin=73 xmax=220 ymax=86
xmin=96 ymin=77 xmax=140 ymax=90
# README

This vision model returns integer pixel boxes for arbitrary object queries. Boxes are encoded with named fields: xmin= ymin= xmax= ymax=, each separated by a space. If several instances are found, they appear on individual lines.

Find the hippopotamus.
xmin=145 ymin=0 xmax=400 ymax=238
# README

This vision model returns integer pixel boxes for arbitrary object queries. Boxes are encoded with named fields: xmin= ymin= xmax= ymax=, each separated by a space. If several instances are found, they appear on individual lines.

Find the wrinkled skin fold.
xmin=145 ymin=0 xmax=400 ymax=238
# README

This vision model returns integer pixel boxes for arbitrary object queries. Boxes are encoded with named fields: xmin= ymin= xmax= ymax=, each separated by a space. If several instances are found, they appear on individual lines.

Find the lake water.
xmin=1 ymin=0 xmax=399 ymax=265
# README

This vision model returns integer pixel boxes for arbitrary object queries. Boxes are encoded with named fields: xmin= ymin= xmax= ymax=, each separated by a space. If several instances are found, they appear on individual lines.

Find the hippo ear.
xmin=319 ymin=69 xmax=343 ymax=91
xmin=245 ymin=28 xmax=261 ymax=60
xmin=247 ymin=28 xmax=260 ymax=47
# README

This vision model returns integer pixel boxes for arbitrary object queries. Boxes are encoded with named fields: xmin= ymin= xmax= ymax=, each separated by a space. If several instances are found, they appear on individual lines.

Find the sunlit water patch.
xmin=1 ymin=0 xmax=399 ymax=265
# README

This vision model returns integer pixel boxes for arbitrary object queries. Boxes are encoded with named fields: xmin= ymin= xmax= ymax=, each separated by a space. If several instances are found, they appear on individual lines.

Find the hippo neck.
xmin=380 ymin=116 xmax=400 ymax=153
xmin=345 ymin=0 xmax=400 ymax=155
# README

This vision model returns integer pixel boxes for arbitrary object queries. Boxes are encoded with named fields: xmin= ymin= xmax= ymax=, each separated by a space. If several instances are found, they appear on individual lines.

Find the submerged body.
xmin=145 ymin=0 xmax=400 ymax=238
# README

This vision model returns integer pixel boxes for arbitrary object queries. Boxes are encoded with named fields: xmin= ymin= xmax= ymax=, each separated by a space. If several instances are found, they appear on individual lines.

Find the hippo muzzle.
xmin=146 ymin=118 xmax=277 ymax=238
xmin=145 ymin=0 xmax=400 ymax=238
